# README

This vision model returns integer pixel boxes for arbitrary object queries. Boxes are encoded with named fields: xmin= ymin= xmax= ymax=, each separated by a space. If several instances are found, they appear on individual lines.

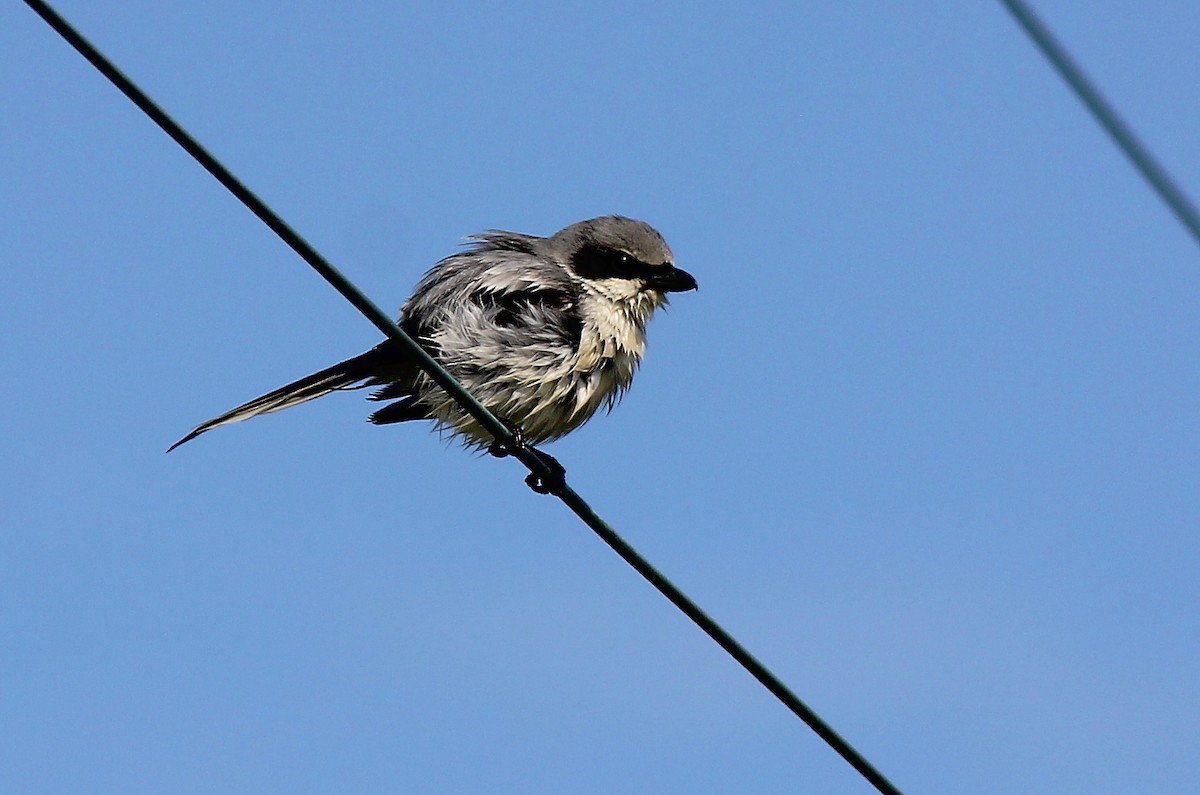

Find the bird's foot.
xmin=488 ymin=428 xmax=567 ymax=496
xmin=523 ymin=447 xmax=567 ymax=495
xmin=487 ymin=425 xmax=527 ymax=460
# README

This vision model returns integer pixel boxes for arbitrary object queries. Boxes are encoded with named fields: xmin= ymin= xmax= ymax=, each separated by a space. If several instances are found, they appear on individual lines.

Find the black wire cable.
xmin=999 ymin=0 xmax=1200 ymax=248
xmin=21 ymin=2 xmax=905 ymax=793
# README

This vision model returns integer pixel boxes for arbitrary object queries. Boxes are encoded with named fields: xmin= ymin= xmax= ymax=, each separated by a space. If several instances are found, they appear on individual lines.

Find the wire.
xmin=21 ymin=2 xmax=905 ymax=793
xmin=19 ymin=0 xmax=529 ymax=473
xmin=998 ymin=0 xmax=1200 ymax=248
xmin=556 ymin=490 xmax=904 ymax=795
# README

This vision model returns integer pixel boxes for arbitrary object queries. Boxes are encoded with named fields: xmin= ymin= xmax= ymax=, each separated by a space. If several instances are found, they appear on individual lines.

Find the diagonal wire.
xmin=20 ymin=2 xmax=905 ymax=793
xmin=998 ymin=0 xmax=1200 ymax=249
xmin=19 ymin=2 xmax=530 ymax=475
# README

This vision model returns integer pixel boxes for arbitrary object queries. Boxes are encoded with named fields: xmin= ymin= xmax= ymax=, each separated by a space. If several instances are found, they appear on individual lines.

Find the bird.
xmin=168 ymin=216 xmax=697 ymax=476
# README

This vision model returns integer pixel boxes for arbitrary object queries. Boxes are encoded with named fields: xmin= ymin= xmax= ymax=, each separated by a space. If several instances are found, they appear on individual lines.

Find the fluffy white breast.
xmin=566 ymin=284 xmax=666 ymax=423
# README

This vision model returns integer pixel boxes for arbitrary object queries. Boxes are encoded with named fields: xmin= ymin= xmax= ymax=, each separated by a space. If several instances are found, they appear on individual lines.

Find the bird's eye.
xmin=572 ymin=245 xmax=648 ymax=281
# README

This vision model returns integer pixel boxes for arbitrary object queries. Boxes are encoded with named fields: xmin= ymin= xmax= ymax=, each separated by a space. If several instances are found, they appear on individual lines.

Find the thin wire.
xmin=998 ymin=0 xmax=1200 ymax=248
xmin=21 ymin=3 xmax=904 ymax=793
xmin=556 ymin=489 xmax=904 ymax=795
xmin=18 ymin=0 xmax=531 ymax=468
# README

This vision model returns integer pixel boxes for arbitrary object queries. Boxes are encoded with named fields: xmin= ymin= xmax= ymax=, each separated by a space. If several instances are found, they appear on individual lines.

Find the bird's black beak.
xmin=646 ymin=266 xmax=698 ymax=293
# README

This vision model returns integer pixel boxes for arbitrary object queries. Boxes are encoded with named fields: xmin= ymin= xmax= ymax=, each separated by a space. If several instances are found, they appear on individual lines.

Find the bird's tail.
xmin=167 ymin=344 xmax=402 ymax=452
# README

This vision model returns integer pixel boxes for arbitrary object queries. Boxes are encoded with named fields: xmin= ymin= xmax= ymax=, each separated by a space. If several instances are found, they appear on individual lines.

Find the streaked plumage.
xmin=169 ymin=216 xmax=696 ymax=452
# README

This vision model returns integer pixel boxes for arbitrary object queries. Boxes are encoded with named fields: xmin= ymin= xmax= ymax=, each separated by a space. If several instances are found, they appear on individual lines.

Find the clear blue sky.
xmin=3 ymin=2 xmax=1198 ymax=792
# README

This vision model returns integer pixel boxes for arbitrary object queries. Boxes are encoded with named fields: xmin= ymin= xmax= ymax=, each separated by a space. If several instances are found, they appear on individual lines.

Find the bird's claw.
xmin=487 ymin=426 xmax=527 ymax=460
xmin=524 ymin=449 xmax=567 ymax=495
xmin=488 ymin=428 xmax=567 ymax=496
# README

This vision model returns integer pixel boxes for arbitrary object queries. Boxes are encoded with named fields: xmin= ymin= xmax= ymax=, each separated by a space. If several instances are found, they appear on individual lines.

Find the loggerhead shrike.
xmin=168 ymin=216 xmax=696 ymax=467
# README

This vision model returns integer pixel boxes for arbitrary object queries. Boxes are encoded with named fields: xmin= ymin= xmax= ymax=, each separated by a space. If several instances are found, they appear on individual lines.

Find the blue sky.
xmin=3 ymin=2 xmax=1198 ymax=792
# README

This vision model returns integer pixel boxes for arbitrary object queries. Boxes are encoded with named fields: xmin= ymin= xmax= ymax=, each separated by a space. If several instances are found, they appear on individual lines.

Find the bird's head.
xmin=553 ymin=216 xmax=697 ymax=304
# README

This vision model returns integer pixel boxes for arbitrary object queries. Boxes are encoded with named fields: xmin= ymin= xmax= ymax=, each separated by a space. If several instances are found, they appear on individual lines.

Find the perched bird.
xmin=168 ymin=216 xmax=696 ymax=459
